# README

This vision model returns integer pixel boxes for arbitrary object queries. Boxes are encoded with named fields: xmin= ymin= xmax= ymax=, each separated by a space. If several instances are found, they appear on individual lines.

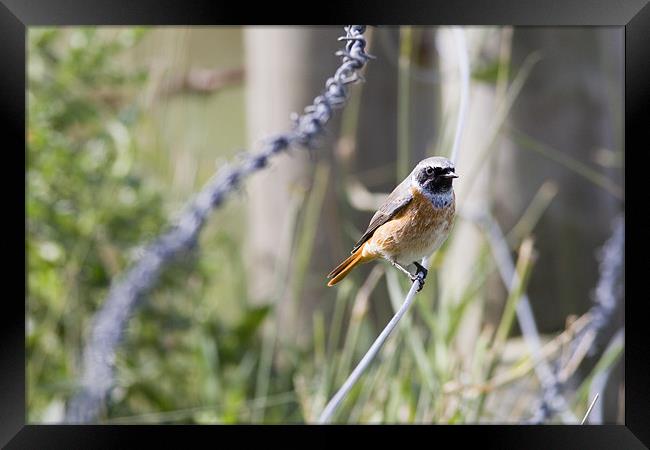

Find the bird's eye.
xmin=425 ymin=167 xmax=434 ymax=176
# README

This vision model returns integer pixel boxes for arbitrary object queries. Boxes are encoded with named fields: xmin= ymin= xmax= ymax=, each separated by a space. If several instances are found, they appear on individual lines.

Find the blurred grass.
xmin=508 ymin=126 xmax=624 ymax=200
xmin=27 ymin=26 xmax=622 ymax=425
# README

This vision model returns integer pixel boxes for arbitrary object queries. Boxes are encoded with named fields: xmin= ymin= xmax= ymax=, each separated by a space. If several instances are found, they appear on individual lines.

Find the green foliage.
xmin=27 ymin=27 xmax=165 ymax=420
xmin=472 ymin=60 xmax=500 ymax=84
xmin=27 ymin=28 xmax=279 ymax=424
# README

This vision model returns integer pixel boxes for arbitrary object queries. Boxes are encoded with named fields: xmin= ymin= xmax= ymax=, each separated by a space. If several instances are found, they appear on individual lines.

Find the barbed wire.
xmin=585 ymin=215 xmax=624 ymax=352
xmin=64 ymin=25 xmax=373 ymax=423
xmin=528 ymin=214 xmax=624 ymax=424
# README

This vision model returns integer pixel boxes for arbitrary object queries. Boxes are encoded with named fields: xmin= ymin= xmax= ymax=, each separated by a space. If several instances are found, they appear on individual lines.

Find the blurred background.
xmin=27 ymin=26 xmax=624 ymax=424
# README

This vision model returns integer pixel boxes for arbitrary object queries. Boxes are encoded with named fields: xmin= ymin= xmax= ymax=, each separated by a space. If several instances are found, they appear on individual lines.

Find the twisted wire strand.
xmin=64 ymin=25 xmax=373 ymax=423
xmin=528 ymin=215 xmax=624 ymax=424
xmin=586 ymin=215 xmax=624 ymax=351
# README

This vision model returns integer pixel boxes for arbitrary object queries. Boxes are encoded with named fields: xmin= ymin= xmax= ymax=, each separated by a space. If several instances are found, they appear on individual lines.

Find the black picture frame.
xmin=3 ymin=0 xmax=648 ymax=447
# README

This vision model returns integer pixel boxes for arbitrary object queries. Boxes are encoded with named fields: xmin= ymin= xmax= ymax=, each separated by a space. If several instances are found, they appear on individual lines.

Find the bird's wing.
xmin=351 ymin=178 xmax=413 ymax=253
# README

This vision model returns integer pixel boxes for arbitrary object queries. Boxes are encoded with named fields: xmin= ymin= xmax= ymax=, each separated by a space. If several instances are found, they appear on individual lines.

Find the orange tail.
xmin=327 ymin=244 xmax=372 ymax=287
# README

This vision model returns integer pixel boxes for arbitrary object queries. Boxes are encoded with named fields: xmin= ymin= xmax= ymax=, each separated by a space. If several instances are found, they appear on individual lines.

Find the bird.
xmin=327 ymin=156 xmax=458 ymax=292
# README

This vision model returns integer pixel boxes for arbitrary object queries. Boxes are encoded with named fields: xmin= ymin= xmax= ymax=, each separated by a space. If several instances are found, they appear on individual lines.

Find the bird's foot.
xmin=411 ymin=262 xmax=428 ymax=292
xmin=413 ymin=262 xmax=428 ymax=280
xmin=392 ymin=260 xmax=426 ymax=292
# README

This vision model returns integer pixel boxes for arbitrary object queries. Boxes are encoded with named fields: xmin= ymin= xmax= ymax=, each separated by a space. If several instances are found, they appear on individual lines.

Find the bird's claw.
xmin=413 ymin=262 xmax=428 ymax=280
xmin=411 ymin=262 xmax=428 ymax=292
xmin=409 ymin=274 xmax=425 ymax=292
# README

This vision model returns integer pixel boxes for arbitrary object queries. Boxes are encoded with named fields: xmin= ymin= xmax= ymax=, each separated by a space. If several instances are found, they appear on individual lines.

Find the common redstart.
xmin=327 ymin=157 xmax=458 ymax=291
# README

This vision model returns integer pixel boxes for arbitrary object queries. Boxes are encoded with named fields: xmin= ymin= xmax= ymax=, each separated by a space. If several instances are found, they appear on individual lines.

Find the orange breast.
xmin=362 ymin=187 xmax=455 ymax=264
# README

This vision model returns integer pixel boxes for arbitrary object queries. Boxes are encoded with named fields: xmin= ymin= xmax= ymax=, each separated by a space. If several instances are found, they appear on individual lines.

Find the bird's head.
xmin=412 ymin=156 xmax=458 ymax=195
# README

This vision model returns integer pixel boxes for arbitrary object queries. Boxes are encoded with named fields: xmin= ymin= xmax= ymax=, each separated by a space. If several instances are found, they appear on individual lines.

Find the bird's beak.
xmin=441 ymin=172 xmax=459 ymax=179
